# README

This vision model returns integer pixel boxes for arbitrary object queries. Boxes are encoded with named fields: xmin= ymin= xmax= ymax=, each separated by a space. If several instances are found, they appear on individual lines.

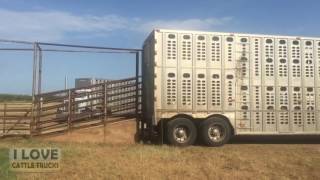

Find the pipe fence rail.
xmin=0 ymin=103 xmax=32 ymax=136
xmin=0 ymin=39 xmax=142 ymax=137
xmin=0 ymin=77 xmax=141 ymax=137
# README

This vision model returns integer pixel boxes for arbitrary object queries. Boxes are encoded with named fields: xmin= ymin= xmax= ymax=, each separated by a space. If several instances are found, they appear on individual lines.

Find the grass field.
xmin=0 ymin=94 xmax=31 ymax=102
xmin=0 ymin=121 xmax=319 ymax=180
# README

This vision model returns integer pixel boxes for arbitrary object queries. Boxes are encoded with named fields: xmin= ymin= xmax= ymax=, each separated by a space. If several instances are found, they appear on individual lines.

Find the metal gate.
xmin=0 ymin=77 xmax=141 ymax=137
xmin=0 ymin=103 xmax=32 ymax=136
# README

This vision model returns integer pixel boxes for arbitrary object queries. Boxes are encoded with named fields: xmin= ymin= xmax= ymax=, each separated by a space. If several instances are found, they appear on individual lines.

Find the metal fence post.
xmin=34 ymin=44 xmax=42 ymax=135
xmin=68 ymin=89 xmax=72 ymax=133
xmin=31 ymin=42 xmax=38 ymax=136
xmin=37 ymin=44 xmax=42 ymax=95
xmin=135 ymin=52 xmax=140 ymax=140
xmin=3 ymin=103 xmax=6 ymax=135
xmin=90 ymin=91 xmax=93 ymax=118
xmin=103 ymin=83 xmax=108 ymax=142
xmin=36 ymin=96 xmax=41 ymax=134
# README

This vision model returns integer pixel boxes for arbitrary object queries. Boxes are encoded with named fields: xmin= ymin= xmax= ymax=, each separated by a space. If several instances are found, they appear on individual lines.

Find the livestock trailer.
xmin=140 ymin=29 xmax=320 ymax=146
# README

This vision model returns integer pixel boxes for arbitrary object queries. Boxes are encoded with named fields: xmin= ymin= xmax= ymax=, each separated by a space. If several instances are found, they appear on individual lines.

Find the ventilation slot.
xmin=279 ymin=87 xmax=288 ymax=108
xmin=182 ymin=35 xmax=192 ymax=61
xmin=241 ymin=63 xmax=247 ymax=77
xmin=265 ymin=63 xmax=274 ymax=77
xmin=254 ymin=86 xmax=261 ymax=109
xmin=306 ymin=112 xmax=315 ymax=125
xmin=239 ymin=40 xmax=249 ymax=78
xmin=293 ymin=112 xmax=302 ymax=125
xmin=211 ymin=74 xmax=221 ymax=106
xmin=226 ymin=74 xmax=234 ymax=106
xmin=305 ymin=87 xmax=315 ymax=110
xmin=166 ymin=34 xmax=177 ymax=60
xmin=266 ymin=112 xmax=275 ymax=125
xmin=196 ymin=74 xmax=206 ymax=105
xmin=266 ymin=86 xmax=275 ymax=110
xmin=255 ymin=112 xmax=261 ymax=125
xmin=293 ymin=87 xmax=302 ymax=110
xmin=304 ymin=44 xmax=314 ymax=78
xmin=211 ymin=36 xmax=221 ymax=62
xmin=226 ymin=37 xmax=234 ymax=62
xmin=166 ymin=73 xmax=176 ymax=105
xmin=240 ymin=85 xmax=249 ymax=120
xmin=278 ymin=41 xmax=288 ymax=77
xmin=265 ymin=39 xmax=274 ymax=77
xmin=279 ymin=112 xmax=289 ymax=125
xmin=291 ymin=42 xmax=301 ymax=77
xmin=196 ymin=36 xmax=206 ymax=61
xmin=305 ymin=59 xmax=314 ymax=78
xmin=254 ymin=39 xmax=261 ymax=76
xmin=181 ymin=73 xmax=192 ymax=105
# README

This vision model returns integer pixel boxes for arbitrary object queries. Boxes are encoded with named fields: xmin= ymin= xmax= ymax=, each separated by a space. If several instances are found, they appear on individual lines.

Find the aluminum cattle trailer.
xmin=140 ymin=29 xmax=320 ymax=146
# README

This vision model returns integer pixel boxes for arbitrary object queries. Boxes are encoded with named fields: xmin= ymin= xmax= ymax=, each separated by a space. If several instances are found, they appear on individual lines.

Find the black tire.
xmin=166 ymin=118 xmax=197 ymax=146
xmin=199 ymin=117 xmax=232 ymax=147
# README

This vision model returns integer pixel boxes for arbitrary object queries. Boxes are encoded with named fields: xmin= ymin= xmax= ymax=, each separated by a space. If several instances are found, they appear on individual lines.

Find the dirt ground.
xmin=0 ymin=119 xmax=319 ymax=180
xmin=42 ymin=119 xmax=320 ymax=145
xmin=42 ymin=119 xmax=137 ymax=144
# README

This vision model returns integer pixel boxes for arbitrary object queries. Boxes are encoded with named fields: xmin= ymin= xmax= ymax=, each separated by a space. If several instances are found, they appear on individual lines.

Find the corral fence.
xmin=0 ymin=103 xmax=32 ymax=136
xmin=0 ymin=77 xmax=141 ymax=136
xmin=0 ymin=39 xmax=142 ymax=138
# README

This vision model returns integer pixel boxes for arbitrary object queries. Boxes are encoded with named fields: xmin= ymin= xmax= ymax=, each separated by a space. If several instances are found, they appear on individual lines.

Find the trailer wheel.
xmin=166 ymin=118 xmax=197 ymax=146
xmin=200 ymin=117 xmax=231 ymax=147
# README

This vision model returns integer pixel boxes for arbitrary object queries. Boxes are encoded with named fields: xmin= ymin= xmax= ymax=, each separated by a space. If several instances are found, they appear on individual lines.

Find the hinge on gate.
xmin=155 ymin=39 xmax=157 ymax=43
xmin=154 ymin=85 xmax=157 ymax=90
xmin=155 ymin=51 xmax=157 ymax=55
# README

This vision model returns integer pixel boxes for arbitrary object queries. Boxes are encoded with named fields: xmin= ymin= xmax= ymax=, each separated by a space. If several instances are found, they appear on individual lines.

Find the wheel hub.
xmin=208 ymin=126 xmax=223 ymax=142
xmin=174 ymin=127 xmax=188 ymax=143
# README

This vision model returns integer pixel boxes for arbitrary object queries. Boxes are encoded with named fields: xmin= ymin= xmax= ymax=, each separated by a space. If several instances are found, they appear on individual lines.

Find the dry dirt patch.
xmin=42 ymin=119 xmax=136 ymax=144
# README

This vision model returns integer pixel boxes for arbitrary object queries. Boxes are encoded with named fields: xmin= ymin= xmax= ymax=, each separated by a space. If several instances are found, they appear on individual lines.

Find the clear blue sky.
xmin=0 ymin=0 xmax=319 ymax=94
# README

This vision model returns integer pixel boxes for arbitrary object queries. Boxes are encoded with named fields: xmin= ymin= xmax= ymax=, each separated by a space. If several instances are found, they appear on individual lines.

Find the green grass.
xmin=0 ymin=148 xmax=16 ymax=180
xmin=0 ymin=94 xmax=32 ymax=102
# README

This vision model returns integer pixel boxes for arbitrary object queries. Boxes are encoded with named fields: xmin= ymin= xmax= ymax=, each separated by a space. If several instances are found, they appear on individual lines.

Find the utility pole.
xmin=65 ymin=76 xmax=68 ymax=90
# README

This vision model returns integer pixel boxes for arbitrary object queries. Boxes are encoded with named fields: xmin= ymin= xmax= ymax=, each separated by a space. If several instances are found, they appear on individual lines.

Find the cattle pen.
xmin=0 ymin=39 xmax=143 ymax=138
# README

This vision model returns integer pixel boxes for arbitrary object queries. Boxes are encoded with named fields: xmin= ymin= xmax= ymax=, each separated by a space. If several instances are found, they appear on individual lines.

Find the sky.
xmin=0 ymin=0 xmax=319 ymax=94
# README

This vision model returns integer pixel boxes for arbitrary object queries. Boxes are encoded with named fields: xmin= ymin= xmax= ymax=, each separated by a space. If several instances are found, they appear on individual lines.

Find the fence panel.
xmin=0 ymin=103 xmax=32 ymax=136
xmin=33 ymin=77 xmax=141 ymax=135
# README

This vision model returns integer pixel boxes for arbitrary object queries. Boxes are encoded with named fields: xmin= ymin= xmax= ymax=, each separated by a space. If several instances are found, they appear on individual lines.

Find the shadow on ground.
xmin=230 ymin=135 xmax=320 ymax=144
